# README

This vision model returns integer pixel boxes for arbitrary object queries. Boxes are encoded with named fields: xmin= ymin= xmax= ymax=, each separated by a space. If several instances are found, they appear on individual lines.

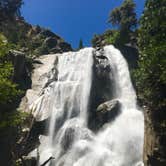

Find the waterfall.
xmin=33 ymin=45 xmax=144 ymax=166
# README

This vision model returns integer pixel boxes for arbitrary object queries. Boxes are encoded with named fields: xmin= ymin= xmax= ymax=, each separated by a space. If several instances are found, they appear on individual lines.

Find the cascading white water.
xmin=35 ymin=45 xmax=144 ymax=166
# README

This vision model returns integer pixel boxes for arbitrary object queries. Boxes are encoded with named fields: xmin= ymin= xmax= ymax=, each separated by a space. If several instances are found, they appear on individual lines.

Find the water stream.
xmin=35 ymin=45 xmax=144 ymax=166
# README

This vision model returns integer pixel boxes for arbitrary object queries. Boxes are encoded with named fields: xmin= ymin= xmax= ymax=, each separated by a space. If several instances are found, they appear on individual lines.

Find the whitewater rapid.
xmin=32 ymin=45 xmax=144 ymax=166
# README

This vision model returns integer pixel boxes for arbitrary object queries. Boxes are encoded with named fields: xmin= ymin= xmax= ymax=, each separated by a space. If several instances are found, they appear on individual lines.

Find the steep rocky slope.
xmin=0 ymin=18 xmax=73 ymax=165
xmin=0 ymin=19 xmax=72 ymax=56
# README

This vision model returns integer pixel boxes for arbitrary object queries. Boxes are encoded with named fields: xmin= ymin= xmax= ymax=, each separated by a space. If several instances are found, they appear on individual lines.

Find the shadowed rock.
xmin=96 ymin=99 xmax=121 ymax=126
xmin=88 ymin=49 xmax=114 ymax=130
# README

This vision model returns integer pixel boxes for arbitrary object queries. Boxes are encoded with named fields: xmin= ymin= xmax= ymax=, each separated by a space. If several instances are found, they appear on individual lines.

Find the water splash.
xmin=35 ymin=45 xmax=144 ymax=166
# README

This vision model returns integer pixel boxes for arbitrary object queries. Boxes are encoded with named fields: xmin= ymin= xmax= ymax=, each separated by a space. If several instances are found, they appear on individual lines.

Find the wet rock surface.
xmin=96 ymin=99 xmax=121 ymax=126
xmin=19 ymin=46 xmax=142 ymax=165
xmin=88 ymin=49 xmax=114 ymax=130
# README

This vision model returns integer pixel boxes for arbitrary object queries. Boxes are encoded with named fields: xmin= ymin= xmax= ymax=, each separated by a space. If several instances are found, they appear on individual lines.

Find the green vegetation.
xmin=133 ymin=0 xmax=166 ymax=109
xmin=0 ymin=34 xmax=22 ymax=110
xmin=0 ymin=0 xmax=165 ymax=164
xmin=0 ymin=3 xmax=28 ymax=164
xmin=0 ymin=0 xmax=23 ymax=21
xmin=92 ymin=0 xmax=137 ymax=47
xmin=0 ymin=110 xmax=28 ymax=130
xmin=91 ymin=30 xmax=120 ymax=47
xmin=92 ymin=0 xmax=165 ymax=112
xmin=0 ymin=0 xmax=72 ymax=164
xmin=134 ymin=1 xmax=166 ymax=164
xmin=78 ymin=39 xmax=84 ymax=50
xmin=108 ymin=0 xmax=137 ymax=31
xmin=0 ymin=31 xmax=30 ymax=166
xmin=0 ymin=33 xmax=25 ymax=134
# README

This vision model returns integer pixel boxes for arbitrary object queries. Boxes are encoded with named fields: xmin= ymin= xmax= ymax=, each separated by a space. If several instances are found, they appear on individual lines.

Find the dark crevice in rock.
xmin=88 ymin=48 xmax=115 ymax=131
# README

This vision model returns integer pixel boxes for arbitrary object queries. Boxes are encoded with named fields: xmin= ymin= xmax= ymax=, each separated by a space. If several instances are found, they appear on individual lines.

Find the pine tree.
xmin=108 ymin=0 xmax=137 ymax=45
xmin=108 ymin=0 xmax=137 ymax=32
xmin=78 ymin=39 xmax=84 ymax=50
xmin=0 ymin=0 xmax=23 ymax=21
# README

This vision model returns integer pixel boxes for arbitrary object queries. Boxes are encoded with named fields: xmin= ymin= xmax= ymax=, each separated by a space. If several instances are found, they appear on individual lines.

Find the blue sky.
xmin=22 ymin=0 xmax=145 ymax=48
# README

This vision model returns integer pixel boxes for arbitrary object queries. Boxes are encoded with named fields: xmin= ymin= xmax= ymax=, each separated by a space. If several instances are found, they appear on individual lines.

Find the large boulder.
xmin=97 ymin=99 xmax=120 ymax=113
xmin=96 ymin=99 xmax=121 ymax=127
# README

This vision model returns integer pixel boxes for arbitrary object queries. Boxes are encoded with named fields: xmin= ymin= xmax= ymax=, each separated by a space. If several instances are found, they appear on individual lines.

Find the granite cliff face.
xmin=0 ymin=19 xmax=72 ymax=56
xmin=143 ymin=107 xmax=166 ymax=166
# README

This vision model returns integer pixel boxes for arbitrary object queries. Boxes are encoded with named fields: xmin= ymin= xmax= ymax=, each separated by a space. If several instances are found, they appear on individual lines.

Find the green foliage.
xmin=107 ymin=0 xmax=137 ymax=46
xmin=0 ymin=34 xmax=22 ymax=108
xmin=92 ymin=0 xmax=137 ymax=48
xmin=91 ymin=29 xmax=125 ymax=47
xmin=133 ymin=0 xmax=166 ymax=109
xmin=1 ymin=20 xmax=29 ymax=45
xmin=108 ymin=0 xmax=137 ymax=31
xmin=105 ymin=31 xmax=120 ymax=45
xmin=78 ymin=39 xmax=84 ymax=50
xmin=0 ymin=110 xmax=28 ymax=130
xmin=0 ymin=0 xmax=23 ymax=21
xmin=0 ymin=19 xmax=54 ymax=56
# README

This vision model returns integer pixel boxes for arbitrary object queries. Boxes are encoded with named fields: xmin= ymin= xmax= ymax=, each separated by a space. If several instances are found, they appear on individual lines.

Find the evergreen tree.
xmin=108 ymin=0 xmax=137 ymax=45
xmin=108 ymin=0 xmax=137 ymax=32
xmin=0 ymin=0 xmax=23 ymax=21
xmin=78 ymin=39 xmax=84 ymax=49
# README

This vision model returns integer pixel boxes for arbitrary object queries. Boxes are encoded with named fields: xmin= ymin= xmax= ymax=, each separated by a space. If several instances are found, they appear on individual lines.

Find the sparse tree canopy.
xmin=108 ymin=0 xmax=137 ymax=31
xmin=0 ymin=0 xmax=23 ymax=21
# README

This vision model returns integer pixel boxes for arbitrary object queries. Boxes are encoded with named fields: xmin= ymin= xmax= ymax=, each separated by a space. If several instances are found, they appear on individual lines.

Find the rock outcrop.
xmin=144 ymin=107 xmax=166 ymax=165
xmin=96 ymin=99 xmax=121 ymax=127
xmin=20 ymin=53 xmax=59 ymax=121
xmin=32 ymin=27 xmax=72 ymax=55
xmin=91 ymin=30 xmax=139 ymax=70
xmin=13 ymin=54 xmax=59 ymax=163
xmin=10 ymin=50 xmax=32 ymax=89
xmin=88 ymin=49 xmax=115 ymax=130
xmin=0 ymin=19 xmax=72 ymax=56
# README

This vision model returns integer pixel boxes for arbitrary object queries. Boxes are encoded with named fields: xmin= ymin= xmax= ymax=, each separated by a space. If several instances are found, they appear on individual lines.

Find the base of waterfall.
xmin=24 ymin=45 xmax=144 ymax=166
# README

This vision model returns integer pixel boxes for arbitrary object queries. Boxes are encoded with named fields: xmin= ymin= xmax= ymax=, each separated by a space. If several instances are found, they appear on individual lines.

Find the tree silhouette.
xmin=78 ymin=39 xmax=84 ymax=50
xmin=0 ymin=0 xmax=23 ymax=21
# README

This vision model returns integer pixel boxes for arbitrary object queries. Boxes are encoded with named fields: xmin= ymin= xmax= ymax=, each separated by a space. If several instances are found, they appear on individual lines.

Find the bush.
xmin=0 ymin=110 xmax=28 ymax=130
xmin=105 ymin=30 xmax=120 ymax=46
xmin=0 ymin=34 xmax=22 ymax=109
